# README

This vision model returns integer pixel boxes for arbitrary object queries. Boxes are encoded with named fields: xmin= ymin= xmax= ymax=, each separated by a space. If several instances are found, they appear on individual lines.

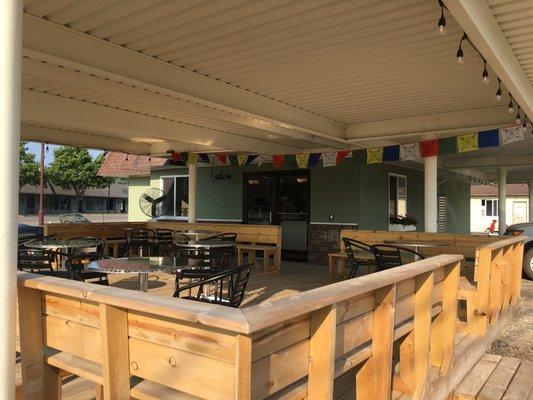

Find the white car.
xmin=504 ymin=223 xmax=533 ymax=280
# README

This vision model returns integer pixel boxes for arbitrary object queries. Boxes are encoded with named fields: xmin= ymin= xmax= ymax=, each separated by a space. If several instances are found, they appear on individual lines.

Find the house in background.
xmin=470 ymin=184 xmax=529 ymax=233
xmin=19 ymin=183 xmax=128 ymax=215
xmin=99 ymin=152 xmax=471 ymax=264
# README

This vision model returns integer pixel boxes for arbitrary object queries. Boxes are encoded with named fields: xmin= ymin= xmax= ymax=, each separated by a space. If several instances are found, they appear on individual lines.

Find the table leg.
xmin=139 ymin=273 xmax=148 ymax=292
xmin=413 ymin=246 xmax=421 ymax=261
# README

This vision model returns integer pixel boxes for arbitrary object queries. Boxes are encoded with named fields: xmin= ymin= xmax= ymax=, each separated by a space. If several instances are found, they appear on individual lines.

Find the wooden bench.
xmin=148 ymin=221 xmax=282 ymax=273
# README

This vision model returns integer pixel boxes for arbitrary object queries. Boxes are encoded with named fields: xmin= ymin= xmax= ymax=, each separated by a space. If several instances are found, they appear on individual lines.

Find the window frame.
xmin=159 ymin=174 xmax=189 ymax=219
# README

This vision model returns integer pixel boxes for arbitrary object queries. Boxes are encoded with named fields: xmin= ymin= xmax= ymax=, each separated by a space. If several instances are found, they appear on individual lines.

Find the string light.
xmin=125 ymin=153 xmax=129 ymax=161
xmin=496 ymin=78 xmax=502 ymax=101
xmin=481 ymin=60 xmax=489 ymax=84
xmin=45 ymin=143 xmax=49 ymax=152
xmin=437 ymin=0 xmax=446 ymax=35
xmin=508 ymin=97 xmax=514 ymax=114
xmin=456 ymin=33 xmax=467 ymax=64
xmin=515 ymin=108 xmax=522 ymax=124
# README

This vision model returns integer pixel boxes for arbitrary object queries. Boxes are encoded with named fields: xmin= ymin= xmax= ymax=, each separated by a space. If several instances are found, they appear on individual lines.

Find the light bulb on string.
xmin=515 ymin=109 xmax=522 ymax=124
xmin=481 ymin=60 xmax=489 ymax=84
xmin=495 ymin=78 xmax=502 ymax=101
xmin=456 ymin=33 xmax=467 ymax=65
xmin=508 ymin=97 xmax=514 ymax=114
xmin=125 ymin=153 xmax=129 ymax=161
xmin=45 ymin=143 xmax=49 ymax=152
xmin=437 ymin=0 xmax=446 ymax=35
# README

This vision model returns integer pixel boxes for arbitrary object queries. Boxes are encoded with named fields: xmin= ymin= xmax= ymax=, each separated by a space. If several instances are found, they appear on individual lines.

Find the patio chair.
xmin=342 ymin=237 xmax=376 ymax=278
xmin=124 ymin=228 xmax=155 ymax=257
xmin=17 ymin=248 xmax=70 ymax=279
xmin=155 ymin=229 xmax=178 ymax=256
xmin=65 ymin=254 xmax=109 ymax=285
xmin=370 ymin=244 xmax=424 ymax=271
xmin=173 ymin=265 xmax=252 ymax=307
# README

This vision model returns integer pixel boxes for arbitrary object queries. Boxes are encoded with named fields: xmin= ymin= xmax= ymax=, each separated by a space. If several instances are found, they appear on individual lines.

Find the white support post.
xmin=528 ymin=180 xmax=533 ymax=223
xmin=424 ymin=154 xmax=438 ymax=232
xmin=498 ymin=167 xmax=507 ymax=235
xmin=188 ymin=162 xmax=197 ymax=223
xmin=0 ymin=0 xmax=22 ymax=398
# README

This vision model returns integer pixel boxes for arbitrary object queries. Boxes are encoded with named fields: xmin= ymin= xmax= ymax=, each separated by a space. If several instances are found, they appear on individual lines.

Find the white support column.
xmin=0 ymin=0 xmax=22 ymax=398
xmin=498 ymin=167 xmax=507 ymax=235
xmin=529 ymin=180 xmax=533 ymax=223
xmin=188 ymin=162 xmax=197 ymax=223
xmin=424 ymin=155 xmax=438 ymax=232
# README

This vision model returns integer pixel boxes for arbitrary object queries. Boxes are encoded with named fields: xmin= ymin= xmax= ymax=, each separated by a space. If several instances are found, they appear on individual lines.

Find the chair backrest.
xmin=155 ymin=229 xmax=174 ymax=246
xmin=371 ymin=244 xmax=424 ymax=271
xmin=201 ymin=233 xmax=237 ymax=242
xmin=65 ymin=253 xmax=106 ymax=281
xmin=228 ymin=265 xmax=252 ymax=307
xmin=125 ymin=228 xmax=154 ymax=247
xmin=342 ymin=237 xmax=374 ymax=263
xmin=18 ymin=248 xmax=55 ymax=273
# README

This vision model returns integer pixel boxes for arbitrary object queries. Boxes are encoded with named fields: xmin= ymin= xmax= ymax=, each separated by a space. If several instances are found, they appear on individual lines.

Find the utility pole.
xmin=38 ymin=142 xmax=45 ymax=226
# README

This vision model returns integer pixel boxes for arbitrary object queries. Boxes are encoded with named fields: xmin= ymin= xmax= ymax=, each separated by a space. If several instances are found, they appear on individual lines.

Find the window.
xmin=389 ymin=174 xmax=407 ymax=216
xmin=160 ymin=176 xmax=189 ymax=218
xmin=482 ymin=199 xmax=498 ymax=216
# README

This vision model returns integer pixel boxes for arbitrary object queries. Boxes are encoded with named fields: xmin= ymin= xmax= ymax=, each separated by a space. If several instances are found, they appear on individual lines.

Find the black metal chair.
xmin=17 ymin=247 xmax=70 ymax=279
xmin=65 ymin=254 xmax=109 ymax=285
xmin=370 ymin=244 xmax=425 ymax=271
xmin=155 ymin=229 xmax=178 ymax=256
xmin=200 ymin=233 xmax=237 ymax=242
xmin=173 ymin=265 xmax=252 ymax=308
xmin=124 ymin=228 xmax=155 ymax=256
xmin=342 ymin=237 xmax=376 ymax=278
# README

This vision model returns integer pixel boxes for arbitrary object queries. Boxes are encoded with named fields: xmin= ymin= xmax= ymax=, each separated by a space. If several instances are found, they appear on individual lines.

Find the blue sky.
xmin=26 ymin=141 xmax=103 ymax=165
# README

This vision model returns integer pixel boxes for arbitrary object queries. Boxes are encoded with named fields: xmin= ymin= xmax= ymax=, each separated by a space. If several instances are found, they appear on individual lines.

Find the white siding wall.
xmin=470 ymin=196 xmax=529 ymax=233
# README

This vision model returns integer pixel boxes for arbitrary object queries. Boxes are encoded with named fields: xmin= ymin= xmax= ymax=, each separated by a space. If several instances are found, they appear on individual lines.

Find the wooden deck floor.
xmin=453 ymin=354 xmax=532 ymax=400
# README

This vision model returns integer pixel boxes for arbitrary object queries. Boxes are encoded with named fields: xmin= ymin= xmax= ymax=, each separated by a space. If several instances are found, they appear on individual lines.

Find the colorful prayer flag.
xmin=217 ymin=154 xmax=228 ymax=164
xmin=295 ymin=154 xmax=309 ymax=168
xmin=237 ymin=155 xmax=248 ymax=166
xmin=500 ymin=125 xmax=523 ymax=145
xmin=366 ymin=148 xmax=383 ymax=164
xmin=308 ymin=153 xmax=321 ymax=167
xmin=188 ymin=153 xmax=198 ymax=165
xmin=228 ymin=155 xmax=238 ymax=166
xmin=199 ymin=153 xmax=210 ymax=163
xmin=245 ymin=155 xmax=258 ymax=165
xmin=457 ymin=133 xmax=479 ymax=152
xmin=336 ymin=150 xmax=351 ymax=164
xmin=438 ymin=137 xmax=457 ymax=155
xmin=382 ymin=145 xmax=399 ymax=162
xmin=272 ymin=155 xmax=284 ymax=168
xmin=478 ymin=129 xmax=499 ymax=148
xmin=321 ymin=152 xmax=337 ymax=167
xmin=420 ymin=139 xmax=438 ymax=157
xmin=400 ymin=143 xmax=420 ymax=161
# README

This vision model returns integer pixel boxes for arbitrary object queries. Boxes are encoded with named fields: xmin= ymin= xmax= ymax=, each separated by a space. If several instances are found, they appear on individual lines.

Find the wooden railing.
xmin=17 ymin=236 xmax=525 ymax=400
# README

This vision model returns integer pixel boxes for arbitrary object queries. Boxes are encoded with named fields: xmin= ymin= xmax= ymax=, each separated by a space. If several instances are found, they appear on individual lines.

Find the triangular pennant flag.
xmin=207 ymin=154 xmax=216 ymax=164
xmin=228 ymin=155 xmax=238 ymax=166
xmin=199 ymin=153 xmax=210 ymax=163
xmin=216 ymin=154 xmax=228 ymax=164
xmin=500 ymin=125 xmax=523 ymax=145
xmin=400 ymin=143 xmax=421 ymax=161
xmin=245 ymin=155 xmax=258 ymax=165
xmin=322 ymin=152 xmax=337 ymax=167
xmin=478 ymin=129 xmax=499 ymax=148
xmin=366 ymin=148 xmax=383 ymax=164
xmin=237 ymin=155 xmax=248 ymax=166
xmin=308 ymin=153 xmax=321 ymax=167
xmin=336 ymin=150 xmax=351 ymax=164
xmin=420 ymin=139 xmax=438 ymax=157
xmin=438 ymin=137 xmax=457 ymax=154
xmin=383 ymin=145 xmax=399 ymax=162
xmin=188 ymin=153 xmax=198 ymax=165
xmin=256 ymin=155 xmax=266 ymax=167
xmin=457 ymin=133 xmax=478 ymax=152
xmin=295 ymin=154 xmax=309 ymax=168
xmin=272 ymin=155 xmax=284 ymax=168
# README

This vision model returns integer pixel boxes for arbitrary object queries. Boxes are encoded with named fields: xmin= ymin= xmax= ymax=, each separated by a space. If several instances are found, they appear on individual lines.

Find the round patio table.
xmin=24 ymin=238 xmax=104 ymax=267
xmin=86 ymin=256 xmax=201 ymax=292
xmin=174 ymin=240 xmax=236 ymax=249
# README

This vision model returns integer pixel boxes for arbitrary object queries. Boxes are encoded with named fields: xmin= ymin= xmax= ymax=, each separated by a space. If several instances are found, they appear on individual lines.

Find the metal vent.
xmin=437 ymin=194 xmax=447 ymax=233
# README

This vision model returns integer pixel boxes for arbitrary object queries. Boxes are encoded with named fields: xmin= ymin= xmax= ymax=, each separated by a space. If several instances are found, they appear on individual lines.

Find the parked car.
xmin=504 ymin=222 xmax=533 ymax=280
xmin=59 ymin=213 xmax=91 ymax=223
xmin=18 ymin=223 xmax=43 ymax=245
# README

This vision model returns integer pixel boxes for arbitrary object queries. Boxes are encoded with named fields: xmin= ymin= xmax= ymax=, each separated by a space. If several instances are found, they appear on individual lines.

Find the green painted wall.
xmin=128 ymin=177 xmax=151 ymax=221
xmin=129 ymin=161 xmax=468 ymax=233
xmin=438 ymin=175 xmax=470 ymax=233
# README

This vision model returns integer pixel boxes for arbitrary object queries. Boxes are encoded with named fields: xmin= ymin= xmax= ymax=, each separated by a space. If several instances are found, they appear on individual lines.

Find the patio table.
xmin=86 ymin=256 xmax=206 ymax=292
xmin=383 ymin=240 xmax=450 ymax=260
xmin=24 ymin=238 xmax=104 ymax=267
xmin=174 ymin=239 xmax=236 ymax=249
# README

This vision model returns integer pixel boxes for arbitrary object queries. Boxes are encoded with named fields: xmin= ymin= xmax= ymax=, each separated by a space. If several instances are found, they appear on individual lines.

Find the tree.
xmin=47 ymin=147 xmax=113 ymax=211
xmin=19 ymin=141 xmax=40 ymax=190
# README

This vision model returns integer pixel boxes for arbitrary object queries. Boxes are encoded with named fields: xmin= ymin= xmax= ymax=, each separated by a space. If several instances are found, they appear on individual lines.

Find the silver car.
xmin=504 ymin=223 xmax=533 ymax=280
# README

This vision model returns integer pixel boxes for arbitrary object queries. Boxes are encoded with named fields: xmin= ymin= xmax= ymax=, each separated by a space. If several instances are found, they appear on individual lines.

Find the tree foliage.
xmin=47 ymin=147 xmax=114 ymax=210
xmin=19 ymin=141 xmax=40 ymax=190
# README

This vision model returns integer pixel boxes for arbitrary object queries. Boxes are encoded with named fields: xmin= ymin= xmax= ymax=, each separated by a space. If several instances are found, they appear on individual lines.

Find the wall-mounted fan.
xmin=139 ymin=188 xmax=169 ymax=220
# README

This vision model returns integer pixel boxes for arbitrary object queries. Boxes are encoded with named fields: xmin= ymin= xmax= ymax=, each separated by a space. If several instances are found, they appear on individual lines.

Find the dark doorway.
xmin=244 ymin=170 xmax=310 ymax=261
